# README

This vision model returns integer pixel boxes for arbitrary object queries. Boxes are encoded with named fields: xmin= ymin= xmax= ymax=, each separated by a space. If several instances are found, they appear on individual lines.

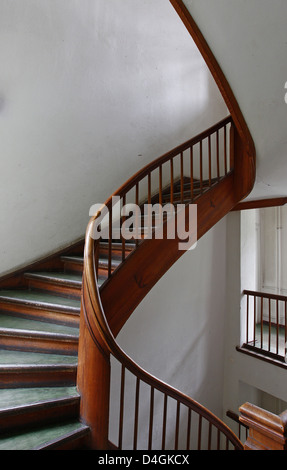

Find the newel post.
xmin=239 ymin=402 xmax=287 ymax=450
xmin=77 ymin=299 xmax=111 ymax=450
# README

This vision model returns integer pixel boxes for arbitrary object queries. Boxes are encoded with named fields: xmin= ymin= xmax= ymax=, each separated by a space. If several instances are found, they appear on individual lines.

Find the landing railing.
xmin=239 ymin=290 xmax=287 ymax=366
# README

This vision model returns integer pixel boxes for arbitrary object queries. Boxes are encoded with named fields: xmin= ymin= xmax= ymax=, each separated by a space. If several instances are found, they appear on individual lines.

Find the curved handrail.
xmin=82 ymin=217 xmax=243 ymax=450
xmin=78 ymin=2 xmax=256 ymax=449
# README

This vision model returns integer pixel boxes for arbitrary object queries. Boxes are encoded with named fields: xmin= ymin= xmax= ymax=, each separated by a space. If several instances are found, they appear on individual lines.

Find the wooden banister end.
xmin=239 ymin=402 xmax=287 ymax=450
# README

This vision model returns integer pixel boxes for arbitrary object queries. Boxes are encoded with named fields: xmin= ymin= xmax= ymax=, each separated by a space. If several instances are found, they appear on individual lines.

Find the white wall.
xmin=223 ymin=212 xmax=287 ymax=435
xmin=111 ymin=219 xmax=228 ymax=449
xmin=0 ymin=0 xmax=227 ymax=276
xmin=183 ymin=0 xmax=287 ymax=200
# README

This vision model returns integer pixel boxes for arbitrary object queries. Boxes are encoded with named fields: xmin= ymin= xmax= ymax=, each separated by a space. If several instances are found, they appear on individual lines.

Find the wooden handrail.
xmin=243 ymin=289 xmax=287 ymax=303
xmin=80 ymin=217 xmax=243 ymax=450
xmin=77 ymin=1 xmax=257 ymax=451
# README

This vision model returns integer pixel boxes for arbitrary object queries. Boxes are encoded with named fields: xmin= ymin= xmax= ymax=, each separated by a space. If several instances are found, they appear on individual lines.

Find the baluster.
xmin=246 ymin=294 xmax=249 ymax=345
xmin=224 ymin=125 xmax=227 ymax=175
xmin=208 ymin=135 xmax=212 ymax=186
xmin=159 ymin=164 xmax=163 ymax=206
xmin=162 ymin=394 xmax=168 ymax=451
xmin=170 ymin=159 xmax=174 ymax=205
xmin=148 ymin=386 xmax=154 ymax=450
xmin=197 ymin=414 xmax=202 ymax=450
xmin=121 ymin=195 xmax=126 ymax=262
xmin=135 ymin=183 xmax=139 ymax=247
xmin=190 ymin=147 xmax=194 ymax=201
xmin=260 ymin=297 xmax=263 ymax=350
xmin=208 ymin=422 xmax=212 ymax=450
xmin=148 ymin=172 xmax=151 ymax=205
xmin=118 ymin=364 xmax=126 ymax=450
xmin=216 ymin=130 xmax=220 ymax=180
xmin=285 ymin=301 xmax=287 ymax=358
xmin=268 ymin=299 xmax=271 ymax=352
xmin=253 ymin=296 xmax=256 ymax=346
xmin=133 ymin=377 xmax=140 ymax=450
xmin=217 ymin=429 xmax=221 ymax=450
xmin=200 ymin=140 xmax=203 ymax=194
xmin=174 ymin=401 xmax=180 ymax=450
xmin=276 ymin=299 xmax=279 ymax=355
xmin=186 ymin=408 xmax=191 ymax=450
xmin=180 ymin=152 xmax=184 ymax=203
xmin=108 ymin=207 xmax=112 ymax=278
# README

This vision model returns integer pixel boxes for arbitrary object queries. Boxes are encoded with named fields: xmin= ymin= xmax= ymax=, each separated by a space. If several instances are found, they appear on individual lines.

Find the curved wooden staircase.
xmin=0 ymin=0 xmax=257 ymax=451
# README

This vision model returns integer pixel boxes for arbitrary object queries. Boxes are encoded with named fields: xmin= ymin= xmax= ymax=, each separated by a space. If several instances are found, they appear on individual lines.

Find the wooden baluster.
xmin=121 ymin=195 xmax=126 ymax=262
xmin=180 ymin=152 xmax=184 ymax=203
xmin=197 ymin=414 xmax=202 ymax=450
xmin=208 ymin=422 xmax=212 ymax=450
xmin=276 ymin=299 xmax=279 ymax=355
xmin=216 ymin=130 xmax=220 ymax=180
xmin=246 ymin=294 xmax=249 ymax=345
xmin=118 ymin=364 xmax=126 ymax=450
xmin=224 ymin=125 xmax=227 ymax=175
xmin=148 ymin=386 xmax=154 ymax=450
xmin=159 ymin=164 xmax=163 ymax=206
xmin=190 ymin=147 xmax=194 ymax=201
xmin=217 ymin=429 xmax=221 ymax=450
xmin=133 ymin=377 xmax=140 ymax=450
xmin=253 ymin=296 xmax=256 ymax=346
xmin=260 ymin=297 xmax=263 ymax=350
xmin=199 ymin=140 xmax=203 ymax=194
xmin=285 ymin=301 xmax=287 ymax=359
xmin=208 ymin=135 xmax=212 ymax=186
xmin=135 ymin=183 xmax=139 ymax=247
xmin=170 ymin=159 xmax=174 ymax=205
xmin=186 ymin=408 xmax=191 ymax=450
xmin=268 ymin=299 xmax=271 ymax=352
xmin=174 ymin=401 xmax=180 ymax=450
xmin=108 ymin=207 xmax=112 ymax=278
xmin=162 ymin=394 xmax=168 ymax=451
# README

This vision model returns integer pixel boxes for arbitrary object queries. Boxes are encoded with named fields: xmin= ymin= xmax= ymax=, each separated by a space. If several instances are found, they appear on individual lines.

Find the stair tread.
xmin=0 ymin=349 xmax=78 ymax=366
xmin=0 ymin=290 xmax=81 ymax=311
xmin=0 ymin=420 xmax=87 ymax=450
xmin=0 ymin=386 xmax=78 ymax=411
xmin=62 ymin=254 xmax=120 ymax=267
xmin=25 ymin=271 xmax=83 ymax=286
xmin=0 ymin=314 xmax=79 ymax=336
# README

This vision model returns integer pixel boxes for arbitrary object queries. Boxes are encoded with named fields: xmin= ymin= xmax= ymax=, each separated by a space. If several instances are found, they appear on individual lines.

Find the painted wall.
xmin=110 ymin=219 xmax=228 ymax=449
xmin=0 ymin=0 xmax=227 ymax=276
xmin=183 ymin=0 xmax=287 ymax=200
xmin=223 ymin=212 xmax=287 ymax=435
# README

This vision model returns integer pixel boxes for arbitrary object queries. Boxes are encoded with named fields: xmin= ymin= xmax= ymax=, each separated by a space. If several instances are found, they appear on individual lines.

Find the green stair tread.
xmin=0 ymin=386 xmax=78 ymax=410
xmin=0 ymin=420 xmax=86 ymax=450
xmin=25 ymin=271 xmax=105 ymax=287
xmin=0 ymin=314 xmax=79 ymax=335
xmin=25 ymin=271 xmax=83 ymax=284
xmin=0 ymin=290 xmax=81 ymax=311
xmin=0 ymin=349 xmax=78 ymax=366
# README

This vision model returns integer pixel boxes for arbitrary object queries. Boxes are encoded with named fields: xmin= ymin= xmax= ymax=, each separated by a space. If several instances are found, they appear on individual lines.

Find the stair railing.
xmin=80 ymin=215 xmax=243 ymax=450
xmin=77 ymin=116 xmax=245 ymax=450
xmin=90 ymin=116 xmax=233 ymax=281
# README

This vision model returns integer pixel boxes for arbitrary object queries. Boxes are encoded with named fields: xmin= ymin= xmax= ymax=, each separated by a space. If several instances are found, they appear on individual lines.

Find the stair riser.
xmin=0 ymin=367 xmax=77 ymax=389
xmin=37 ymin=428 xmax=91 ymax=450
xmin=0 ymin=398 xmax=80 ymax=435
xmin=0 ymin=335 xmax=78 ymax=356
xmin=0 ymin=302 xmax=80 ymax=328
xmin=26 ymin=278 xmax=82 ymax=300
